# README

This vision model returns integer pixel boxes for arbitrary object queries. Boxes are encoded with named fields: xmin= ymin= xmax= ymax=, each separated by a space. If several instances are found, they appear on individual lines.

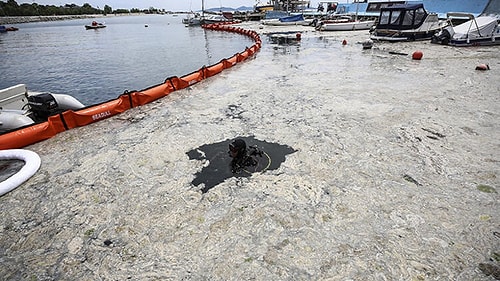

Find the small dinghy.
xmin=0 ymin=84 xmax=85 ymax=133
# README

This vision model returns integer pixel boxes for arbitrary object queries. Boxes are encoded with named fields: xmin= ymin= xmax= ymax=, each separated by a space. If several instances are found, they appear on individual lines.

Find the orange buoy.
xmin=475 ymin=64 xmax=490 ymax=71
xmin=412 ymin=50 xmax=423 ymax=60
xmin=296 ymin=33 xmax=301 ymax=41
xmin=342 ymin=39 xmax=347 ymax=45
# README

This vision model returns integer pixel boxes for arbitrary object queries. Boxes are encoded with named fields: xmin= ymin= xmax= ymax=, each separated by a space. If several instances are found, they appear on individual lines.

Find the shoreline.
xmin=0 ymin=14 xmax=151 ymax=25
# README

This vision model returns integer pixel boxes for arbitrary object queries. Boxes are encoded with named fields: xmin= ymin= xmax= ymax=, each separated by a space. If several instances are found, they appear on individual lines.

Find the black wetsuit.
xmin=230 ymin=146 xmax=263 ymax=174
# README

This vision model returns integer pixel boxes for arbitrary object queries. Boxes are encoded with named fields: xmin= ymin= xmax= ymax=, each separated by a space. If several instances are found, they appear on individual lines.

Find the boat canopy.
xmin=376 ymin=3 xmax=429 ymax=30
xmin=279 ymin=14 xmax=305 ymax=22
xmin=452 ymin=16 xmax=499 ymax=39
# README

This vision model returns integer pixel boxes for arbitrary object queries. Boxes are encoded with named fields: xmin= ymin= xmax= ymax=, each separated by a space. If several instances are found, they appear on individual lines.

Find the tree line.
xmin=0 ymin=0 xmax=164 ymax=16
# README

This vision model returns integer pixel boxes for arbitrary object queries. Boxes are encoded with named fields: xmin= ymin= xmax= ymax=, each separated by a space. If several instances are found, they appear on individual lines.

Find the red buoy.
xmin=342 ymin=39 xmax=347 ymax=45
xmin=412 ymin=50 xmax=423 ymax=60
xmin=475 ymin=64 xmax=490 ymax=71
xmin=296 ymin=33 xmax=301 ymax=41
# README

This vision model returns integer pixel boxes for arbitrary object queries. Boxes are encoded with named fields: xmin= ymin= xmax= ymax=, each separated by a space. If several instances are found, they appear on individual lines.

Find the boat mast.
xmin=354 ymin=0 xmax=359 ymax=21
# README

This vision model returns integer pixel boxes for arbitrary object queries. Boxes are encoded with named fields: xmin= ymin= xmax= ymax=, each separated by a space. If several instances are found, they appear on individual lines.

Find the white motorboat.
xmin=318 ymin=0 xmax=375 ymax=32
xmin=431 ymin=13 xmax=500 ymax=47
xmin=319 ymin=16 xmax=375 ymax=31
xmin=0 ymin=84 xmax=85 ymax=133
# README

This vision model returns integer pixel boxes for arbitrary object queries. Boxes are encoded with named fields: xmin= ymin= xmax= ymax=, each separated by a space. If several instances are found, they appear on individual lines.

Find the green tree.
xmin=103 ymin=4 xmax=112 ymax=15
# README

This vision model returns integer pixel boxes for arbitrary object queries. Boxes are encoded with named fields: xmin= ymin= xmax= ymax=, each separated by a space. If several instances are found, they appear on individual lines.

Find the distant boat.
xmin=431 ymin=13 xmax=500 ymax=47
xmin=201 ymin=14 xmax=235 ymax=24
xmin=0 ymin=25 xmax=19 ymax=33
xmin=85 ymin=21 xmax=106 ymax=29
xmin=261 ymin=14 xmax=307 ymax=26
xmin=370 ymin=3 xmax=445 ymax=42
xmin=255 ymin=2 xmax=274 ymax=12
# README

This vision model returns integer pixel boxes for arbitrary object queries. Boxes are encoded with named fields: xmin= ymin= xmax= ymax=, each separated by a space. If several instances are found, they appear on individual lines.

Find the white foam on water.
xmin=1 ymin=23 xmax=499 ymax=280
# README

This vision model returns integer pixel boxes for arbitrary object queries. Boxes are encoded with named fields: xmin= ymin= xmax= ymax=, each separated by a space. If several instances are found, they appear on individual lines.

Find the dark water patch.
xmin=0 ymin=160 xmax=24 ymax=182
xmin=187 ymin=136 xmax=296 ymax=193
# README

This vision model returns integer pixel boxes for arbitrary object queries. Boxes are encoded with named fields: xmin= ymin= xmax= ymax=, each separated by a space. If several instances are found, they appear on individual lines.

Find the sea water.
xmin=0 ymin=21 xmax=499 ymax=280
xmin=0 ymin=14 xmax=255 ymax=105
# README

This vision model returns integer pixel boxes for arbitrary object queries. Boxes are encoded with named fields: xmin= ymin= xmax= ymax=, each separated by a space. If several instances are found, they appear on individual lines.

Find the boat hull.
xmin=370 ymin=3 xmax=444 ymax=42
xmin=449 ymin=37 xmax=500 ymax=46
xmin=371 ymin=29 xmax=440 ymax=41
xmin=85 ymin=25 xmax=106 ymax=29
xmin=261 ymin=20 xmax=307 ymax=26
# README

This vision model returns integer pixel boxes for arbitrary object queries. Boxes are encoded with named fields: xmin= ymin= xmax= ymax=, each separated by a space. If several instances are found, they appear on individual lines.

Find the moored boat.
xmin=0 ymin=84 xmax=85 ymax=133
xmin=85 ymin=21 xmax=106 ymax=29
xmin=0 ymin=25 xmax=19 ymax=33
xmin=201 ymin=14 xmax=236 ymax=25
xmin=183 ymin=12 xmax=202 ymax=26
xmin=318 ymin=15 xmax=375 ymax=31
xmin=261 ymin=14 xmax=307 ymax=26
xmin=431 ymin=13 xmax=500 ymax=47
xmin=255 ymin=1 xmax=275 ymax=12
xmin=370 ymin=3 xmax=446 ymax=42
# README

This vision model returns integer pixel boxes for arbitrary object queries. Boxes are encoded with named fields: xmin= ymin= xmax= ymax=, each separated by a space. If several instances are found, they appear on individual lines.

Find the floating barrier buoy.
xmin=296 ymin=33 xmax=301 ymax=41
xmin=475 ymin=64 xmax=490 ymax=71
xmin=0 ymin=149 xmax=41 ymax=196
xmin=342 ymin=39 xmax=347 ymax=45
xmin=412 ymin=50 xmax=423 ymax=60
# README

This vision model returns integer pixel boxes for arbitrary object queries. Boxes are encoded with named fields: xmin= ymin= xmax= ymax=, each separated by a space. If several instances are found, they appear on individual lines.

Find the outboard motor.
xmin=27 ymin=93 xmax=62 ymax=121
xmin=432 ymin=26 xmax=453 ymax=45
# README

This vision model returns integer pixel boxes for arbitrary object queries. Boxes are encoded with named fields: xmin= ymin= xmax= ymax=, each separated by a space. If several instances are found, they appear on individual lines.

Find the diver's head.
xmin=229 ymin=138 xmax=246 ymax=158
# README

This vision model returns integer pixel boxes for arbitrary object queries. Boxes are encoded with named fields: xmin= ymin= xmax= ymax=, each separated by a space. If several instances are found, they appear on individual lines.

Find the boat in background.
xmin=370 ymin=3 xmax=446 ymax=42
xmin=319 ymin=18 xmax=375 ymax=31
xmin=0 ymin=84 xmax=85 ymax=133
xmin=0 ymin=25 xmax=19 ymax=32
xmin=431 ymin=13 xmax=500 ymax=47
xmin=183 ymin=12 xmax=202 ymax=26
xmin=318 ymin=0 xmax=376 ymax=31
xmin=255 ymin=1 xmax=275 ymax=12
xmin=261 ymin=14 xmax=307 ymax=26
xmin=202 ymin=13 xmax=237 ymax=24
xmin=85 ymin=21 xmax=106 ymax=29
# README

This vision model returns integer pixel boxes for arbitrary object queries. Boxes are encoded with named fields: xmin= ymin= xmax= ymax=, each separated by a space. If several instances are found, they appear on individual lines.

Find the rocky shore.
xmin=0 ymin=14 xmax=106 ymax=25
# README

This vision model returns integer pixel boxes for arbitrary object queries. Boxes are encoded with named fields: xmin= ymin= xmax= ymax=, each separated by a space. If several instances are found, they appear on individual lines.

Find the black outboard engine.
xmin=27 ymin=93 xmax=62 ymax=121
xmin=431 ymin=28 xmax=451 ymax=45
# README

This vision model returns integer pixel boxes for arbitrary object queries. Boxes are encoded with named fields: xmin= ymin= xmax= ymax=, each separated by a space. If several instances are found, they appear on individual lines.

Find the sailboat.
xmin=317 ymin=0 xmax=375 ymax=31
xmin=184 ymin=0 xmax=233 ymax=26
xmin=183 ymin=0 xmax=203 ymax=26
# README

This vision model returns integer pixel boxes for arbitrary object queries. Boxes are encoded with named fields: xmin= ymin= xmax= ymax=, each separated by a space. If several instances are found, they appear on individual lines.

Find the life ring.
xmin=0 ymin=149 xmax=41 ymax=196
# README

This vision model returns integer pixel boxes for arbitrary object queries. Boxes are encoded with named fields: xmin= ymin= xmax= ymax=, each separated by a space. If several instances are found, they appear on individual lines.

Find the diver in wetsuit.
xmin=228 ymin=138 xmax=263 ymax=174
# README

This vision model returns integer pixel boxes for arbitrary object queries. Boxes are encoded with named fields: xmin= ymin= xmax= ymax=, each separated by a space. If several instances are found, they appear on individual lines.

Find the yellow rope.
xmin=242 ymin=151 xmax=271 ymax=175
